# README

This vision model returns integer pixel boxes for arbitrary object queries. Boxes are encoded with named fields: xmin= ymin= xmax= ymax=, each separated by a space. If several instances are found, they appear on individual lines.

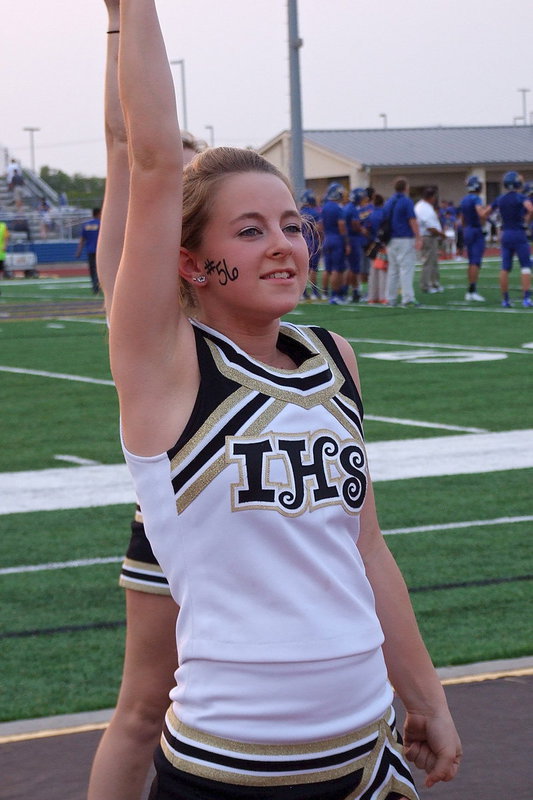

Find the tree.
xmin=40 ymin=166 xmax=105 ymax=209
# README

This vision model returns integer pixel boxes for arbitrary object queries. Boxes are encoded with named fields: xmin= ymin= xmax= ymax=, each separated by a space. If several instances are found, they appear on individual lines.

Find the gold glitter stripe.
xmin=205 ymin=338 xmax=344 ymax=410
xmin=160 ymin=733 xmax=370 ymax=786
xmin=118 ymin=576 xmax=171 ymax=596
xmin=175 ymin=398 xmax=285 ymax=513
xmin=170 ymin=386 xmax=252 ymax=472
xmin=165 ymin=705 xmax=388 ymax=756
xmin=323 ymin=397 xmax=364 ymax=445
xmin=121 ymin=557 xmax=165 ymax=575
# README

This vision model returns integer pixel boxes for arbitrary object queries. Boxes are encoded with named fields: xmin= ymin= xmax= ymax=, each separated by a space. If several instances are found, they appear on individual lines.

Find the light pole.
xmin=517 ymin=88 xmax=530 ymax=126
xmin=287 ymin=0 xmax=305 ymax=200
xmin=205 ymin=125 xmax=214 ymax=147
xmin=379 ymin=113 xmax=388 ymax=129
xmin=23 ymin=126 xmax=40 ymax=172
xmin=170 ymin=59 xmax=188 ymax=131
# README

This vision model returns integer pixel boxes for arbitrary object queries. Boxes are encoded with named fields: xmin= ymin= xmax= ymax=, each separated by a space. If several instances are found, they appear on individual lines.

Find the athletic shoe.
xmin=501 ymin=298 xmax=512 ymax=308
xmin=400 ymin=300 xmax=420 ymax=308
xmin=523 ymin=297 xmax=533 ymax=308
xmin=465 ymin=291 xmax=485 ymax=302
xmin=423 ymin=287 xmax=439 ymax=294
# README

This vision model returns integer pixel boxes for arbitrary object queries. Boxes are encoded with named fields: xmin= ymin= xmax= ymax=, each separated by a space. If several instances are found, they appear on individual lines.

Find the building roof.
xmin=303 ymin=125 xmax=533 ymax=168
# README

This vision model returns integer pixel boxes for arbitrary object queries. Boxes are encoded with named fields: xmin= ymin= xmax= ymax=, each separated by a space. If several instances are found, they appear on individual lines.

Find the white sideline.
xmin=2 ymin=515 xmax=532 ymax=577
xmin=1 ymin=429 xmax=532 ymax=515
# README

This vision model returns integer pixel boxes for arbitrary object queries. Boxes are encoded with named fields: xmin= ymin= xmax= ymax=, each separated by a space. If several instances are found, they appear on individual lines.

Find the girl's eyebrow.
xmin=230 ymin=210 xmax=301 ymax=224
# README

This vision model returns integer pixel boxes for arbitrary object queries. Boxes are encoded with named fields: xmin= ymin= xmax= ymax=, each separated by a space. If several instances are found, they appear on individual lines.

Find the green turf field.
xmin=1 ymin=260 xmax=532 ymax=722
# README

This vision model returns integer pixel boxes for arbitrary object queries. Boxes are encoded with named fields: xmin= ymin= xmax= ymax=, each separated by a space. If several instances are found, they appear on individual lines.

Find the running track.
xmin=1 ymin=661 xmax=532 ymax=800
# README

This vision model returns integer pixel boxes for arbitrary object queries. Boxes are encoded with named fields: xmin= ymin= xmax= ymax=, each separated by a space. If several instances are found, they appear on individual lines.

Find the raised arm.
xmin=96 ymin=0 xmax=130 ymax=313
xmin=110 ymin=0 xmax=198 ymax=456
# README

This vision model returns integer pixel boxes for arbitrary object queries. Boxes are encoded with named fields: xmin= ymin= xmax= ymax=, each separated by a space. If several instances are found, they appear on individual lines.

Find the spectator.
xmin=6 ymin=159 xmax=20 ymax=188
xmin=383 ymin=177 xmax=420 ymax=306
xmin=76 ymin=208 xmax=101 ymax=293
xmin=415 ymin=186 xmax=444 ymax=294
xmin=321 ymin=182 xmax=347 ymax=303
xmin=343 ymin=187 xmax=365 ymax=302
xmin=491 ymin=171 xmax=533 ymax=308
xmin=299 ymin=189 xmax=322 ymax=301
xmin=10 ymin=167 xmax=25 ymax=210
xmin=38 ymin=198 xmax=53 ymax=239
xmin=0 ymin=218 xmax=9 ymax=284
xmin=365 ymin=194 xmax=388 ymax=304
xmin=459 ymin=176 xmax=491 ymax=302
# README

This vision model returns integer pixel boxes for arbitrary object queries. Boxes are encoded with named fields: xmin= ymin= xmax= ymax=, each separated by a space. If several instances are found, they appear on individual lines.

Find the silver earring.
xmin=193 ymin=275 xmax=206 ymax=284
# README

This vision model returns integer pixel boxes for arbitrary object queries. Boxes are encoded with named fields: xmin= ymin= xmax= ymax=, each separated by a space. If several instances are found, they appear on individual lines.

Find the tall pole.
xmin=205 ymin=125 xmax=215 ymax=147
xmin=287 ymin=0 xmax=305 ymax=199
xmin=379 ymin=113 xmax=388 ymax=129
xmin=518 ymin=88 xmax=530 ymax=125
xmin=23 ymin=126 xmax=40 ymax=172
xmin=171 ymin=60 xmax=188 ymax=131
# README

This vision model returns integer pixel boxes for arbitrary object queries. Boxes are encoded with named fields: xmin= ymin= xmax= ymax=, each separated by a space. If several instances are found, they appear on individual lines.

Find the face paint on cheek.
xmin=204 ymin=258 xmax=239 ymax=286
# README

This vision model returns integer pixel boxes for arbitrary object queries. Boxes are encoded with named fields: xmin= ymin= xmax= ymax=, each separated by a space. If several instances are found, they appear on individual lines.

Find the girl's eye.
xmin=284 ymin=223 xmax=303 ymax=234
xmin=238 ymin=226 xmax=261 ymax=237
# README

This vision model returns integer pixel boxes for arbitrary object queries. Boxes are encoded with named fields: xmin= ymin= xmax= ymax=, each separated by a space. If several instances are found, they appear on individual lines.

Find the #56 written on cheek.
xmin=205 ymin=258 xmax=239 ymax=285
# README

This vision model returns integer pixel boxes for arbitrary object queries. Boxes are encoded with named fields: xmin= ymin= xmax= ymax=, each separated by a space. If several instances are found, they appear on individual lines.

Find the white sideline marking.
xmin=54 ymin=455 xmax=101 ymax=466
xmin=0 ymin=366 xmax=114 ymax=386
xmin=0 ymin=557 xmax=122 ymax=575
xmin=348 ymin=337 xmax=532 ymax=356
xmin=384 ymin=516 xmax=533 ymax=536
xmin=1 ymin=429 xmax=532 ymax=515
xmin=0 ymin=364 xmax=488 ymax=434
xmin=367 ymin=429 xmax=533 ymax=482
xmin=365 ymin=414 xmax=486 ymax=434
xmin=3 ymin=515 xmax=532 ymax=576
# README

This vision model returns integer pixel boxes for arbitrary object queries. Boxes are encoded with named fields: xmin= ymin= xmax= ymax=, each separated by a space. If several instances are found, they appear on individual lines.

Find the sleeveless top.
xmin=122 ymin=320 xmax=391 ymax=742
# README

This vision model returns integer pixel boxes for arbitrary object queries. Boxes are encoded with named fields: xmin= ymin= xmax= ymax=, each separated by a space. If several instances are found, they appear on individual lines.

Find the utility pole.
xmin=517 ymin=88 xmax=530 ymax=125
xmin=287 ymin=0 xmax=305 ymax=199
xmin=171 ymin=60 xmax=188 ymax=131
xmin=23 ymin=126 xmax=40 ymax=172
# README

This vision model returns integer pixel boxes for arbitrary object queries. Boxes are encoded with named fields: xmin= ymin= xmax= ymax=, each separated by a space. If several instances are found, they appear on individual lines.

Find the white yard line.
xmin=1 ymin=429 xmax=532 ymax=515
xmin=348 ymin=337 xmax=532 ymax=356
xmin=365 ymin=415 xmax=486 ymax=434
xmin=3 ymin=514 xmax=532 ymax=576
xmin=0 ymin=366 xmax=114 ymax=386
xmin=384 ymin=515 xmax=533 ymax=535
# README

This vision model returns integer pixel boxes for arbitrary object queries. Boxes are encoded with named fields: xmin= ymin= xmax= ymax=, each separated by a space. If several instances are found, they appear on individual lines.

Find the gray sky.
xmin=3 ymin=0 xmax=532 ymax=177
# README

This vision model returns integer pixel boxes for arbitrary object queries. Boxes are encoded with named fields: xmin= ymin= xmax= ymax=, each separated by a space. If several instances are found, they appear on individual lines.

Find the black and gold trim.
xmin=159 ymin=706 xmax=418 ymax=799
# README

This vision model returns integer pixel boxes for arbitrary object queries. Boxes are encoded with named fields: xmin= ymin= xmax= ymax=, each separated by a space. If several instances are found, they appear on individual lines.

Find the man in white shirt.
xmin=415 ymin=186 xmax=445 ymax=293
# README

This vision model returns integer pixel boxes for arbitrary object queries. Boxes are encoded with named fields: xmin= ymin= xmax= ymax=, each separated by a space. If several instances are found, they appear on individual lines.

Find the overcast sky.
xmin=3 ymin=0 xmax=532 ymax=177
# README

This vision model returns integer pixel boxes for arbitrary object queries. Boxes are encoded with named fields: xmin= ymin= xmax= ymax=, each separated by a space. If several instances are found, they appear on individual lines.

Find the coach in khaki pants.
xmin=384 ymin=177 xmax=420 ymax=306
xmin=415 ymin=186 xmax=445 ymax=294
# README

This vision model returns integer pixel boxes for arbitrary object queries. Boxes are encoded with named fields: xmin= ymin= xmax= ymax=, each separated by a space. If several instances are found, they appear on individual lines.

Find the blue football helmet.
xmin=300 ymin=188 xmax=316 ymax=206
xmin=325 ymin=182 xmax=344 ymax=202
xmin=503 ymin=170 xmax=523 ymax=190
xmin=349 ymin=187 xmax=366 ymax=205
xmin=466 ymin=176 xmax=482 ymax=193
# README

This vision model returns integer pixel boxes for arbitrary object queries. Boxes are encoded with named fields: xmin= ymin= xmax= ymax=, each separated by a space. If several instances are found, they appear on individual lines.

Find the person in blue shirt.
xmin=76 ymin=207 xmax=102 ymax=293
xmin=321 ymin=182 xmax=347 ymax=303
xmin=383 ymin=177 xmax=420 ymax=306
xmin=459 ymin=176 xmax=491 ymax=302
xmin=491 ymin=171 xmax=533 ymax=308
xmin=343 ymin=187 xmax=365 ymax=302
xmin=299 ymin=189 xmax=322 ymax=300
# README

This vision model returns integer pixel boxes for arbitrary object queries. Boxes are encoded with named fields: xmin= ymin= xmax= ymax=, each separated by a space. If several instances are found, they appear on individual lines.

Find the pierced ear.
xmin=179 ymin=248 xmax=205 ymax=285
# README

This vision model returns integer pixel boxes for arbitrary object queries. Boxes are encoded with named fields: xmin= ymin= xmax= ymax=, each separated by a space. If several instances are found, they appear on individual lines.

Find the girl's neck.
xmin=197 ymin=315 xmax=294 ymax=369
